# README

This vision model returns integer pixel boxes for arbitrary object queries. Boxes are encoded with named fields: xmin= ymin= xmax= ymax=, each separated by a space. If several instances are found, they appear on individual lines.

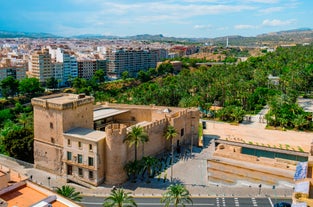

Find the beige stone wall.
xmin=34 ymin=141 xmax=63 ymax=174
xmin=61 ymin=104 xmax=94 ymax=132
xmin=96 ymin=138 xmax=106 ymax=185
xmin=33 ymin=94 xmax=94 ymax=176
xmin=126 ymin=119 xmax=169 ymax=162
xmin=105 ymin=124 xmax=128 ymax=184
xmin=170 ymin=109 xmax=200 ymax=146
xmin=0 ymin=172 xmax=9 ymax=190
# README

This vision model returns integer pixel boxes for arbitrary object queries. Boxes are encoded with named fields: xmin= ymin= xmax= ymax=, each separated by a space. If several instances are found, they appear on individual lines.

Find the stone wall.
xmin=105 ymin=124 xmax=128 ymax=184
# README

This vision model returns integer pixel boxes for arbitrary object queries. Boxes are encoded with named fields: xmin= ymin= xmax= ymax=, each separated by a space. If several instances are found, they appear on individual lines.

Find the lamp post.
xmin=47 ymin=176 xmax=51 ymax=187
xmin=190 ymin=126 xmax=194 ymax=157
xmin=171 ymin=142 xmax=173 ymax=182
xmin=273 ymin=185 xmax=277 ymax=204
xmin=258 ymin=184 xmax=262 ymax=196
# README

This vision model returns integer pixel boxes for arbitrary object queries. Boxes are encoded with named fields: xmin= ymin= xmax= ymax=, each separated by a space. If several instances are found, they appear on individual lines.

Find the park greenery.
xmin=93 ymin=44 xmax=313 ymax=131
xmin=1 ymin=44 xmax=313 ymax=164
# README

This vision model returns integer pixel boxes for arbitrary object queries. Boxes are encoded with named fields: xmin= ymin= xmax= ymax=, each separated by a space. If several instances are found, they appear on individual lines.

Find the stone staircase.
xmin=208 ymin=156 xmax=294 ymax=186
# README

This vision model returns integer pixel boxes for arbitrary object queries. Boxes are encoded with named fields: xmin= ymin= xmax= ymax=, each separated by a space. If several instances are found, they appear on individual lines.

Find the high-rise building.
xmin=77 ymin=59 xmax=106 ymax=80
xmin=0 ymin=65 xmax=26 ymax=81
xmin=28 ymin=49 xmax=52 ymax=83
xmin=55 ymin=48 xmax=78 ymax=86
xmin=106 ymin=48 xmax=167 ymax=79
xmin=77 ymin=59 xmax=97 ymax=80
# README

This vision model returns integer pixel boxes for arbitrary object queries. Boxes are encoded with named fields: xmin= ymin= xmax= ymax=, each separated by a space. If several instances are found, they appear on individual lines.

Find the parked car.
xmin=274 ymin=202 xmax=291 ymax=207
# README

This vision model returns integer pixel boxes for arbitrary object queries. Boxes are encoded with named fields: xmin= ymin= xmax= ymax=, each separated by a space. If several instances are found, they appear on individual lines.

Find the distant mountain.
xmin=71 ymin=33 xmax=206 ymax=43
xmin=0 ymin=28 xmax=312 ymax=46
xmin=0 ymin=30 xmax=59 ymax=38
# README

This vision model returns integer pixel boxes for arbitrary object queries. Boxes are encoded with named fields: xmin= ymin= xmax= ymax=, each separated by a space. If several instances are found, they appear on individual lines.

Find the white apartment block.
xmin=49 ymin=47 xmax=78 ymax=86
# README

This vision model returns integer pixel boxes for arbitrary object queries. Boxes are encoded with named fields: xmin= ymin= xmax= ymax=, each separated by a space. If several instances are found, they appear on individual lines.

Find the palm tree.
xmin=123 ymin=125 xmax=149 ymax=161
xmin=56 ymin=185 xmax=82 ymax=202
xmin=103 ymin=188 xmax=137 ymax=207
xmin=164 ymin=125 xmax=178 ymax=182
xmin=161 ymin=184 xmax=192 ymax=207
xmin=17 ymin=113 xmax=32 ymax=128
xmin=142 ymin=156 xmax=160 ymax=182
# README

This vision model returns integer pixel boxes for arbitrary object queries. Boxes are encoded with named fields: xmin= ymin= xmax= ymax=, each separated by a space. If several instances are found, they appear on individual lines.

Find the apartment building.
xmin=106 ymin=48 xmax=167 ymax=79
xmin=28 ymin=49 xmax=52 ymax=83
xmin=0 ymin=65 xmax=26 ymax=81
xmin=77 ymin=59 xmax=106 ymax=80
xmin=32 ymin=93 xmax=199 ymax=186
xmin=77 ymin=59 xmax=97 ymax=80
xmin=49 ymin=47 xmax=78 ymax=86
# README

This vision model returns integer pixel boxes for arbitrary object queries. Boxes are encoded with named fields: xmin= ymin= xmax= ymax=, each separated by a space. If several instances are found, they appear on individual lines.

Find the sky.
xmin=0 ymin=0 xmax=312 ymax=38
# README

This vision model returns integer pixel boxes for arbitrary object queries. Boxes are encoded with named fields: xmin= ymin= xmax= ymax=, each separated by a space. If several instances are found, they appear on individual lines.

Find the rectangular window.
xmin=51 ymin=137 xmax=55 ymax=143
xmin=78 ymin=154 xmax=82 ymax=163
xmin=89 ymin=144 xmax=93 ymax=151
xmin=67 ymin=151 xmax=72 ymax=160
xmin=67 ymin=139 xmax=71 ymax=146
xmin=78 ymin=168 xmax=83 ymax=177
xmin=50 ymin=122 xmax=53 ymax=129
xmin=89 ymin=171 xmax=94 ymax=179
xmin=78 ymin=141 xmax=82 ymax=149
xmin=88 ymin=157 xmax=94 ymax=166
xmin=181 ymin=128 xmax=184 ymax=137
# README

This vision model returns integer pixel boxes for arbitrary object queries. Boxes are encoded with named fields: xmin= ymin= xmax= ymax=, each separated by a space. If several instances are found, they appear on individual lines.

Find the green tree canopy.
xmin=0 ymin=76 xmax=19 ymax=98
xmin=56 ymin=185 xmax=82 ymax=202
xmin=103 ymin=188 xmax=137 ymax=207
xmin=161 ymin=184 xmax=192 ymax=207
xmin=2 ymin=127 xmax=34 ymax=163
xmin=18 ymin=77 xmax=44 ymax=98
xmin=46 ymin=77 xmax=58 ymax=89
xmin=123 ymin=126 xmax=149 ymax=161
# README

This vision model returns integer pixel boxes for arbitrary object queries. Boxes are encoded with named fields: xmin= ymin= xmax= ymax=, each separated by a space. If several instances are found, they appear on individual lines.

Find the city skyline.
xmin=0 ymin=0 xmax=312 ymax=38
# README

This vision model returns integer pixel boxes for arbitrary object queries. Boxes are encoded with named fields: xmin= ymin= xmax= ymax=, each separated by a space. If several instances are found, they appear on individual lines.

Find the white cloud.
xmin=194 ymin=24 xmax=212 ymax=29
xmin=262 ymin=19 xmax=296 ymax=26
xmin=234 ymin=24 xmax=257 ymax=29
xmin=259 ymin=6 xmax=283 ymax=13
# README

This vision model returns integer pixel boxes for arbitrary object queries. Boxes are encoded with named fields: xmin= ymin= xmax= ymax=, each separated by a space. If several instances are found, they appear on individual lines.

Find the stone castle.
xmin=31 ymin=93 xmax=199 ymax=186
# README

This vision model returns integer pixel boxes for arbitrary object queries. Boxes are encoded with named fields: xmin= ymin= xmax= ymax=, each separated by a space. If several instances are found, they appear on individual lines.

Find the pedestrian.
xmin=112 ymin=185 xmax=117 ymax=192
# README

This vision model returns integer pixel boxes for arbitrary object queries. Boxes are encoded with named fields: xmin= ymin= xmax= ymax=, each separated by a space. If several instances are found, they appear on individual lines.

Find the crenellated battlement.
xmin=105 ymin=123 xmax=127 ymax=136
xmin=142 ymin=118 xmax=167 ymax=131
xmin=32 ymin=93 xmax=94 ymax=110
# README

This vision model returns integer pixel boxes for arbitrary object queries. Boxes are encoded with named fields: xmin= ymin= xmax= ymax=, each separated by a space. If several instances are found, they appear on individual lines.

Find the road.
xmin=79 ymin=196 xmax=292 ymax=207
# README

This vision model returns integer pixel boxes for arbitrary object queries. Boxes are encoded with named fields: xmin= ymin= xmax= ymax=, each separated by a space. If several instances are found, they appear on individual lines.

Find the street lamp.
xmin=258 ymin=184 xmax=262 ymax=196
xmin=190 ymin=126 xmax=194 ymax=157
xmin=47 ymin=176 xmax=51 ymax=187
xmin=170 ymin=142 xmax=174 ymax=182
xmin=273 ymin=185 xmax=277 ymax=204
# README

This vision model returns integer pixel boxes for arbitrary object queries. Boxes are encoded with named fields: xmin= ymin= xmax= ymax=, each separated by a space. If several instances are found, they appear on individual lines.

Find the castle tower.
xmin=105 ymin=123 xmax=128 ymax=184
xmin=31 ymin=93 xmax=94 ymax=174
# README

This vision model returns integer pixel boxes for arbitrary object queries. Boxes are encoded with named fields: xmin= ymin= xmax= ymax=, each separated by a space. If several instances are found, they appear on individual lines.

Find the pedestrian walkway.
xmin=0 ymin=147 xmax=295 ymax=199
xmin=240 ymin=105 xmax=269 ymax=128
